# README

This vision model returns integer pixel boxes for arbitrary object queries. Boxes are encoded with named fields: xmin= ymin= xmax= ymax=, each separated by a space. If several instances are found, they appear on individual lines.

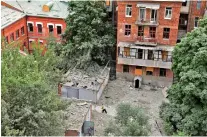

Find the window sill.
xmin=124 ymin=35 xmax=131 ymax=37
xmin=125 ymin=15 xmax=132 ymax=17
xmin=163 ymin=38 xmax=169 ymax=40
xmin=164 ymin=18 xmax=172 ymax=20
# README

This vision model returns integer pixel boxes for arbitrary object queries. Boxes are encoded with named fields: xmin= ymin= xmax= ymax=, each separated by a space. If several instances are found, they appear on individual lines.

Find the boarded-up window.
xmin=135 ymin=66 xmax=142 ymax=76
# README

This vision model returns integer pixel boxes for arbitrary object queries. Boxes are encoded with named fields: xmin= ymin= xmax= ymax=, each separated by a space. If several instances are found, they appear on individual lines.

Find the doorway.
xmin=135 ymin=79 xmax=139 ymax=88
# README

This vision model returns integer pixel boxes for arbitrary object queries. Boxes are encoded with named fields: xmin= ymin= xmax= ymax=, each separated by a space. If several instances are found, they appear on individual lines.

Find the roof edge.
xmin=1 ymin=1 xmax=23 ymax=12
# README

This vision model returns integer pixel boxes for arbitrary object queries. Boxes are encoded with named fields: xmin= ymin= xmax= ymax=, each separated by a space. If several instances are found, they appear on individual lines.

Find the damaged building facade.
xmin=116 ymin=0 xmax=207 ymax=87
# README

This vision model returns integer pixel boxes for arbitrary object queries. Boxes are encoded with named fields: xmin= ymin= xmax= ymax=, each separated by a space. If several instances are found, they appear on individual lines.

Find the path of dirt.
xmin=91 ymin=78 xmax=166 ymax=136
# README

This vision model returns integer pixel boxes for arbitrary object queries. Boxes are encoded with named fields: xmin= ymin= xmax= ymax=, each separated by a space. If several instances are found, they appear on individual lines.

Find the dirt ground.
xmin=91 ymin=78 xmax=166 ymax=136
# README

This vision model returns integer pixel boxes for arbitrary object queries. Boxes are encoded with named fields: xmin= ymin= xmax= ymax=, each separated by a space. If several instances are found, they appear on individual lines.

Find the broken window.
xmin=21 ymin=27 xmax=24 ymax=35
xmin=37 ymin=24 xmax=42 ymax=33
xmin=16 ymin=29 xmax=19 ymax=39
xmin=126 ymin=5 xmax=132 ymax=17
xmin=163 ymin=28 xmax=170 ymax=39
xmin=148 ymin=50 xmax=153 ymax=60
xmin=149 ymin=27 xmax=156 ymax=38
xmin=160 ymin=68 xmax=166 ymax=77
xmin=138 ymin=26 xmax=144 ymax=36
xmin=125 ymin=25 xmax=131 ymax=36
xmin=165 ymin=7 xmax=172 ymax=19
xmin=49 ymin=25 xmax=54 ymax=33
xmin=10 ymin=33 xmax=14 ymax=42
xmin=28 ymin=23 xmax=33 ymax=32
xmin=57 ymin=26 xmax=62 ymax=35
xmin=123 ymin=65 xmax=129 ymax=72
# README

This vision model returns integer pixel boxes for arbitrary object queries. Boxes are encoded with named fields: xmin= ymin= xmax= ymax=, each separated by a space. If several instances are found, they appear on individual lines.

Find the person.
xmin=101 ymin=104 xmax=107 ymax=114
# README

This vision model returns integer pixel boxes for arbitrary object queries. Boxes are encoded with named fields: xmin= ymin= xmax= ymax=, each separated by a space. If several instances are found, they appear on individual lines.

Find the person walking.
xmin=101 ymin=104 xmax=107 ymax=114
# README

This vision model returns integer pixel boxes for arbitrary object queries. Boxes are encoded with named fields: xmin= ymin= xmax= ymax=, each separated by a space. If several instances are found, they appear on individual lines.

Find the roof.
xmin=1 ymin=5 xmax=26 ymax=29
xmin=64 ymin=98 xmax=92 ymax=130
xmin=2 ymin=0 xmax=69 ymax=19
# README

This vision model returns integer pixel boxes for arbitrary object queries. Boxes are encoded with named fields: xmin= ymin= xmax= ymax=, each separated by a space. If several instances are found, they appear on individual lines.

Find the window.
xmin=165 ymin=7 xmax=172 ymax=19
xmin=126 ymin=5 xmax=132 ymax=17
xmin=139 ymin=8 xmax=146 ymax=21
xmin=16 ymin=30 xmax=19 ymax=39
xmin=182 ymin=0 xmax=187 ymax=6
xmin=151 ymin=9 xmax=157 ymax=22
xmin=37 ymin=24 xmax=42 ymax=33
xmin=125 ymin=25 xmax=131 ymax=36
xmin=148 ymin=50 xmax=153 ymax=60
xmin=5 ymin=36 xmax=9 ymax=43
xmin=10 ymin=33 xmax=14 ymax=42
xmin=136 ymin=66 xmax=142 ymax=69
xmin=49 ymin=25 xmax=54 ymax=33
xmin=137 ymin=49 xmax=143 ymax=59
xmin=194 ymin=17 xmax=199 ymax=28
xmin=123 ymin=65 xmax=129 ymax=72
xmin=21 ymin=27 xmax=24 ymax=35
xmin=28 ymin=23 xmax=33 ymax=32
xmin=138 ymin=26 xmax=144 ymax=36
xmin=149 ymin=27 xmax=156 ymax=38
xmin=57 ymin=26 xmax=62 ymax=35
xmin=160 ymin=68 xmax=166 ymax=77
xmin=146 ymin=71 xmax=153 ymax=76
xmin=197 ymin=0 xmax=201 ymax=9
xmin=163 ymin=28 xmax=170 ymax=39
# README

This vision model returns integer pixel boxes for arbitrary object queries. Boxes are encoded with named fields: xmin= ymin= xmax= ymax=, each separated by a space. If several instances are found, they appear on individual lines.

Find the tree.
xmin=1 ymin=45 xmax=68 ymax=136
xmin=160 ymin=18 xmax=207 ymax=135
xmin=60 ymin=1 xmax=115 ymax=71
xmin=104 ymin=103 xmax=150 ymax=136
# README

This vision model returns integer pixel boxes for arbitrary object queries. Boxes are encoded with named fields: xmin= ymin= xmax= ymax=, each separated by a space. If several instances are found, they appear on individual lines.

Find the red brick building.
xmin=1 ymin=0 xmax=68 ymax=53
xmin=116 ymin=0 xmax=206 ymax=87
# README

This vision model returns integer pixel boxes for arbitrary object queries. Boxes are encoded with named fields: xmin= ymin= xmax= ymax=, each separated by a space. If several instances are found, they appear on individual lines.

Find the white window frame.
xmin=27 ymin=21 xmax=34 ymax=32
xmin=139 ymin=7 xmax=146 ymax=21
xmin=36 ymin=22 xmax=43 ymax=27
xmin=150 ymin=9 xmax=157 ymax=22
xmin=47 ymin=23 xmax=54 ymax=28
xmin=165 ymin=7 xmax=172 ymax=19
xmin=125 ymin=5 xmax=132 ymax=17
xmin=56 ymin=24 xmax=62 ymax=35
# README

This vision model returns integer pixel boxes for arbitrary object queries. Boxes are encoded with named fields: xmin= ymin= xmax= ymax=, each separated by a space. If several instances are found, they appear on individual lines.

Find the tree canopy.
xmin=1 ymin=45 xmax=68 ymax=136
xmin=160 ymin=18 xmax=207 ymax=136
xmin=60 ymin=1 xmax=115 ymax=71
xmin=105 ymin=103 xmax=150 ymax=136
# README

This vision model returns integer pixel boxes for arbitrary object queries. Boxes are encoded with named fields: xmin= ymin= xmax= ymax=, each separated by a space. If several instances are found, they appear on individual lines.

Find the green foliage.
xmin=160 ymin=18 xmax=207 ymax=135
xmin=1 ymin=45 xmax=68 ymax=136
xmin=60 ymin=1 xmax=115 ymax=71
xmin=104 ymin=103 xmax=150 ymax=136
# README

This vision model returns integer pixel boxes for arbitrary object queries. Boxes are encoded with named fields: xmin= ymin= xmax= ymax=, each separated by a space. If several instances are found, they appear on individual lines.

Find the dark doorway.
xmin=135 ymin=79 xmax=139 ymax=88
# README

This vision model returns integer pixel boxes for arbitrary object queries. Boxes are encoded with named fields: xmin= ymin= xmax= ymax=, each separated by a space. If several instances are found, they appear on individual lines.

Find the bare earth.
xmin=91 ymin=78 xmax=166 ymax=136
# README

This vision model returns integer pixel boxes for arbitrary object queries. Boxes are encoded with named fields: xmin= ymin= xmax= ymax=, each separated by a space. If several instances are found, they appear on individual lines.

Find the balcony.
xmin=135 ymin=36 xmax=157 ymax=46
xmin=135 ymin=19 xmax=159 ymax=26
xmin=118 ymin=51 xmax=172 ymax=69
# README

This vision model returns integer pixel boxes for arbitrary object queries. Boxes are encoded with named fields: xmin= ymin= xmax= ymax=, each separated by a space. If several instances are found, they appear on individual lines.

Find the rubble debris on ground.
xmin=62 ymin=63 xmax=110 ymax=91
xmin=92 ymin=78 xmax=166 ymax=136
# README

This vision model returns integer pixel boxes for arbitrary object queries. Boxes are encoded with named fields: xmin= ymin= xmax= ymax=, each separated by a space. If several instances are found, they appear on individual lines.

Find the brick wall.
xmin=187 ymin=0 xmax=206 ymax=32
xmin=1 ymin=17 xmax=28 ymax=51
xmin=117 ymin=1 xmax=182 ymax=46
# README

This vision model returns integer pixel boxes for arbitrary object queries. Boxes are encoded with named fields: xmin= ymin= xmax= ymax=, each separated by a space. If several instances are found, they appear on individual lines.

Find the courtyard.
xmin=92 ymin=78 xmax=167 ymax=136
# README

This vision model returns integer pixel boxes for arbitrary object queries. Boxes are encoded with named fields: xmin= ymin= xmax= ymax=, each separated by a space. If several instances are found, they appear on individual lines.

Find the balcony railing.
xmin=135 ymin=36 xmax=157 ymax=46
xmin=118 ymin=51 xmax=172 ymax=69
xmin=135 ymin=19 xmax=158 ymax=26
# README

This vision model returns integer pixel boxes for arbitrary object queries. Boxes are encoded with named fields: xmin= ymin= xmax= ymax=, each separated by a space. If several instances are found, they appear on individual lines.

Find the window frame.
xmin=123 ymin=65 xmax=129 ymax=73
xmin=125 ymin=25 xmax=131 ymax=36
xmin=125 ymin=5 xmax=132 ymax=17
xmin=10 ymin=33 xmax=14 ymax=42
xmin=37 ymin=24 xmax=43 ymax=34
xmin=138 ymin=26 xmax=144 ymax=36
xmin=159 ymin=68 xmax=166 ymax=77
xmin=139 ymin=7 xmax=146 ymax=21
xmin=149 ymin=27 xmax=156 ymax=38
xmin=146 ymin=71 xmax=153 ymax=76
xmin=48 ymin=25 xmax=54 ymax=33
xmin=197 ymin=0 xmax=201 ymax=10
xmin=57 ymin=26 xmax=62 ymax=35
xmin=16 ymin=29 xmax=20 ymax=39
xmin=163 ymin=28 xmax=170 ymax=39
xmin=150 ymin=9 xmax=157 ymax=22
xmin=194 ymin=17 xmax=199 ymax=28
xmin=21 ymin=27 xmax=25 ymax=35
xmin=165 ymin=7 xmax=172 ymax=19
xmin=28 ymin=23 xmax=33 ymax=32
